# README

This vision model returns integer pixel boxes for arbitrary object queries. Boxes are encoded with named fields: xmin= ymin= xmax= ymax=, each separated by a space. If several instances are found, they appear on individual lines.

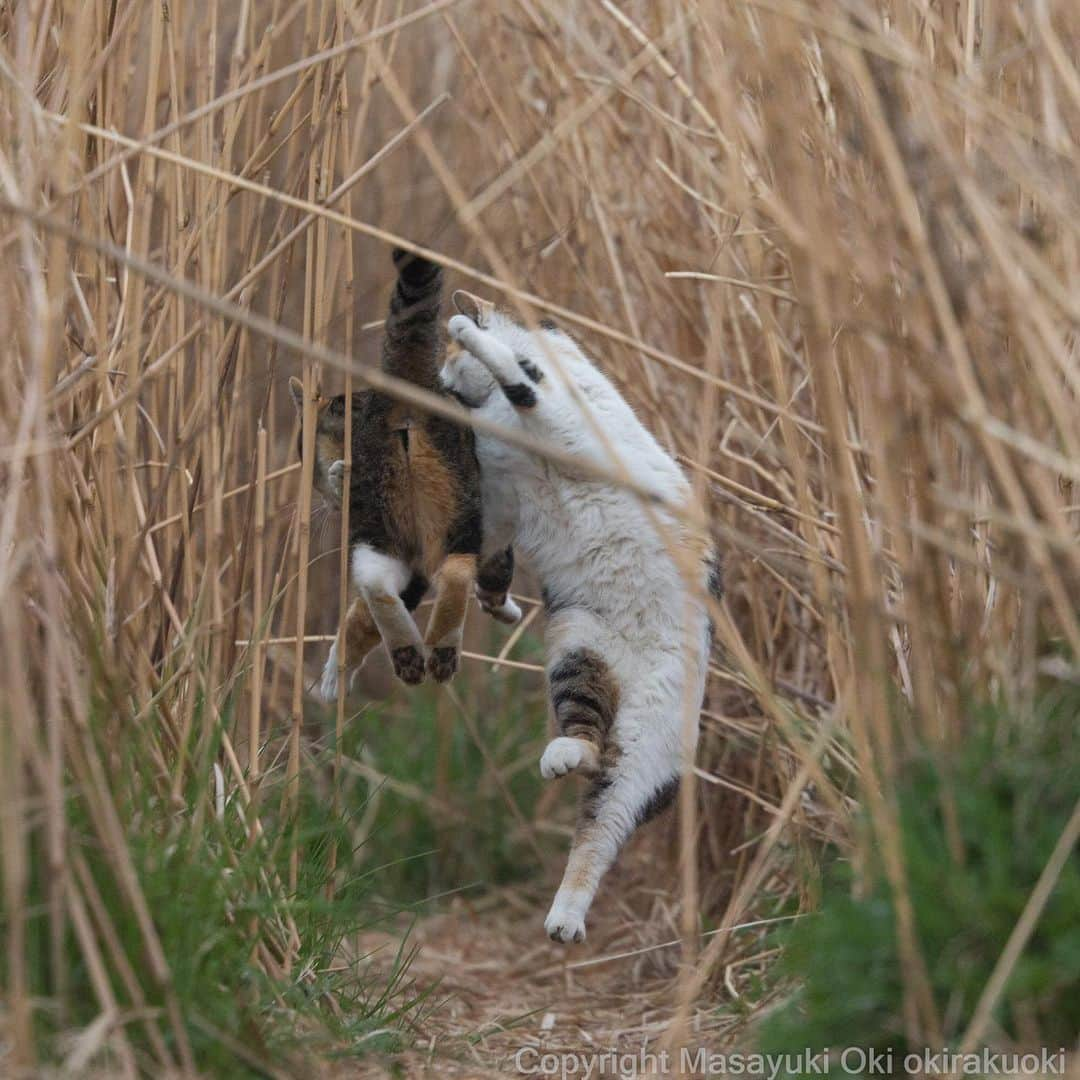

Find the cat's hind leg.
xmin=351 ymin=545 xmax=427 ymax=685
xmin=542 ymin=644 xmax=694 ymax=942
xmin=544 ymin=730 xmax=681 ymax=944
xmin=319 ymin=572 xmax=429 ymax=700
xmin=423 ymin=553 xmax=477 ymax=682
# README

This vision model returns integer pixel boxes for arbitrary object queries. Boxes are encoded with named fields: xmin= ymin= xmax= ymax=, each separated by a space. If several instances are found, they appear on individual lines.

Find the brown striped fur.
xmin=548 ymin=648 xmax=620 ymax=753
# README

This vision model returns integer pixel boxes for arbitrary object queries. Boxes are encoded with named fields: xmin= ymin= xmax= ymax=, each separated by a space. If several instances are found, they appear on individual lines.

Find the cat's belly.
xmin=516 ymin=481 xmax=707 ymax=649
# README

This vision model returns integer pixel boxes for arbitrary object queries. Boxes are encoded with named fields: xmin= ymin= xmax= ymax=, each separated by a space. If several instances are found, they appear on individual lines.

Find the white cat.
xmin=442 ymin=293 xmax=719 ymax=943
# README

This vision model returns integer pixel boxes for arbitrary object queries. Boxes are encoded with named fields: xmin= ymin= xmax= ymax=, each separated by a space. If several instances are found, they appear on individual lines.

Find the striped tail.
xmin=382 ymin=248 xmax=444 ymax=391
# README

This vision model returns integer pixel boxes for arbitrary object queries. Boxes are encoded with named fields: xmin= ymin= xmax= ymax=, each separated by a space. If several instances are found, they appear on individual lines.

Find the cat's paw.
xmin=318 ymin=641 xmax=342 ymax=702
xmin=539 ymin=736 xmax=600 ymax=779
xmin=318 ymin=639 xmax=357 ymax=701
xmin=326 ymin=459 xmax=345 ymax=499
xmin=477 ymin=590 xmax=522 ymax=626
xmin=448 ymin=313 xmax=477 ymax=343
xmin=544 ymin=903 xmax=586 ymax=944
xmin=391 ymin=645 xmax=427 ymax=685
xmin=427 ymin=645 xmax=459 ymax=683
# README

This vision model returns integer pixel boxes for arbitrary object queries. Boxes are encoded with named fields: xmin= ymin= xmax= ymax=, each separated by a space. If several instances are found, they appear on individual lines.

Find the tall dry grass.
xmin=2 ymin=0 xmax=1079 ymax=1072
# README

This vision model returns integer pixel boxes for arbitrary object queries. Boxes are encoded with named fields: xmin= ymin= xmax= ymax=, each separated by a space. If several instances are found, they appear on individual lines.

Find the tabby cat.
xmin=442 ymin=293 xmax=721 ymax=943
xmin=290 ymin=249 xmax=517 ymax=696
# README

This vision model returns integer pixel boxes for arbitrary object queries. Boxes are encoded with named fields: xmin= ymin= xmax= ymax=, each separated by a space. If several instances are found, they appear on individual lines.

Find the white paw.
xmin=448 ymin=313 xmax=476 ymax=343
xmin=318 ymin=640 xmax=351 ymax=702
xmin=544 ymin=903 xmax=586 ymax=944
xmin=539 ymin=736 xmax=598 ymax=780
xmin=327 ymin=459 xmax=345 ymax=499
xmin=483 ymin=595 xmax=522 ymax=625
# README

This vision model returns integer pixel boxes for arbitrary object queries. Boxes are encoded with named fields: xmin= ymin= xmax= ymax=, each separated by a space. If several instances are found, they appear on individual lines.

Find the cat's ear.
xmin=452 ymin=289 xmax=494 ymax=328
xmin=288 ymin=376 xmax=305 ymax=413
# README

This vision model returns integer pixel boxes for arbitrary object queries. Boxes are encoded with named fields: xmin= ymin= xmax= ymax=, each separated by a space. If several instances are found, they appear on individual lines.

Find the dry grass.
xmin=2 ymin=0 xmax=1079 ymax=1074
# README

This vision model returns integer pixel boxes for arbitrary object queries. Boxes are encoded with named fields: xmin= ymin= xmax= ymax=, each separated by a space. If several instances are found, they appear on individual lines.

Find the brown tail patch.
xmin=476 ymin=546 xmax=514 ymax=611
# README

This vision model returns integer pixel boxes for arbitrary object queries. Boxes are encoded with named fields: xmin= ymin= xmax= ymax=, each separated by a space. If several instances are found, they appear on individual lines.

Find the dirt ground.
xmin=334 ymin=860 xmax=751 ymax=1078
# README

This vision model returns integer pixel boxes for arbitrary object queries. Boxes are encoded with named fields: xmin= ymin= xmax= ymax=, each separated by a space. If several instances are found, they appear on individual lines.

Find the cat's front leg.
xmin=542 ymin=638 xmax=619 ymax=779
xmin=539 ymin=736 xmax=601 ymax=778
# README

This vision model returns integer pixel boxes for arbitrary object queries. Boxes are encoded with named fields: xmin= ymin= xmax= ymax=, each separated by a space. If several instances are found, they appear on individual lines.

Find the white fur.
xmin=351 ymin=546 xmax=411 ymax=595
xmin=482 ymin=593 xmax=523 ymax=625
xmin=444 ymin=313 xmax=712 ymax=943
xmin=319 ymin=637 xmax=342 ymax=702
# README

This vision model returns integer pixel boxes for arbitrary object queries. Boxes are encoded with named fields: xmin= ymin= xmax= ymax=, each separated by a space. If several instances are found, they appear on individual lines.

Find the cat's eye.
xmin=328 ymin=398 xmax=345 ymax=417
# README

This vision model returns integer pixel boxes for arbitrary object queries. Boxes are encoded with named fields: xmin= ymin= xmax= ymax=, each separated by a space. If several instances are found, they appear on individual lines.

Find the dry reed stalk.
xmin=3 ymin=0 xmax=1079 ymax=1068
xmin=249 ymin=423 xmax=269 ymax=803
xmin=325 ymin=0 xmax=370 ymax=895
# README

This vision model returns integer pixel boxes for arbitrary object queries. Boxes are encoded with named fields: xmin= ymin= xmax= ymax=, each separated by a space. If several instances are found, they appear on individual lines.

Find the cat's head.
xmin=288 ymin=376 xmax=350 ymax=505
